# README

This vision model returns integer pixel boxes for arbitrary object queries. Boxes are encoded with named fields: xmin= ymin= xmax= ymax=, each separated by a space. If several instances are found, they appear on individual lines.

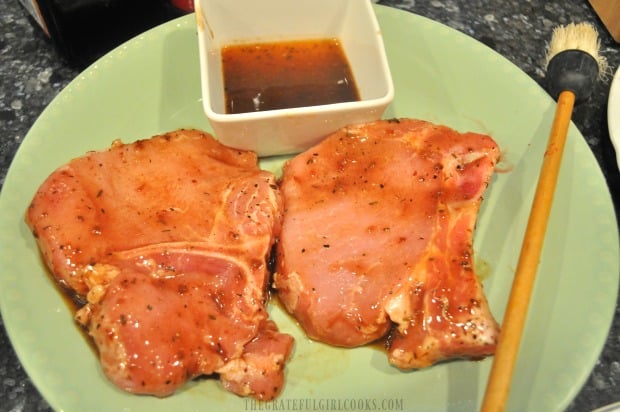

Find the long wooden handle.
xmin=480 ymin=89 xmax=576 ymax=412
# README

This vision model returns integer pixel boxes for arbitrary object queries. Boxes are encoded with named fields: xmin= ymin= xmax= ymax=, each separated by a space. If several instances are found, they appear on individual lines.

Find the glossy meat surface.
xmin=274 ymin=118 xmax=500 ymax=368
xmin=26 ymin=129 xmax=293 ymax=399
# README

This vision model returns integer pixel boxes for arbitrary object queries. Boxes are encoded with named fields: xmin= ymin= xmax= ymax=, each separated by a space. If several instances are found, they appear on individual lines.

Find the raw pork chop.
xmin=274 ymin=118 xmax=500 ymax=369
xmin=26 ymin=129 xmax=293 ymax=399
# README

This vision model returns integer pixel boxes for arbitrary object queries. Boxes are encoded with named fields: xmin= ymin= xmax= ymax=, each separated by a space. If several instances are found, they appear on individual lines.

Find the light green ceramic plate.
xmin=0 ymin=6 xmax=618 ymax=412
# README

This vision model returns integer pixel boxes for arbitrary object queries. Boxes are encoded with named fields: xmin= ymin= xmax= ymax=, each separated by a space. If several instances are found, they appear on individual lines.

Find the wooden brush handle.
xmin=481 ymin=89 xmax=576 ymax=412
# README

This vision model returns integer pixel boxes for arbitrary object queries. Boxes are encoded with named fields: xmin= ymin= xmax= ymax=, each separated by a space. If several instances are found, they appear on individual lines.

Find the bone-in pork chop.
xmin=274 ymin=118 xmax=500 ymax=369
xmin=26 ymin=129 xmax=293 ymax=399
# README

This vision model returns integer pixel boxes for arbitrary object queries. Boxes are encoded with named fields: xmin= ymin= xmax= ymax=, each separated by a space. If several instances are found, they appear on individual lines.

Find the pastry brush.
xmin=481 ymin=22 xmax=607 ymax=412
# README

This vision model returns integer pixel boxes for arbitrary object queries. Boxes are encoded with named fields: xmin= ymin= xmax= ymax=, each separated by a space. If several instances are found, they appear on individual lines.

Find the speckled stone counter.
xmin=1 ymin=0 xmax=619 ymax=411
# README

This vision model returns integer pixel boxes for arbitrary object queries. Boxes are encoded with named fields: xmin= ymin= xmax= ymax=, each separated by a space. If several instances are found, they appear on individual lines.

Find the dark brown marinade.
xmin=222 ymin=38 xmax=360 ymax=114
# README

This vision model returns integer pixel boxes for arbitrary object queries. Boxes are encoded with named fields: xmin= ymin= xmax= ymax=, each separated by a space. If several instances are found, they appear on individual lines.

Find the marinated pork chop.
xmin=274 ymin=118 xmax=500 ymax=369
xmin=26 ymin=129 xmax=293 ymax=399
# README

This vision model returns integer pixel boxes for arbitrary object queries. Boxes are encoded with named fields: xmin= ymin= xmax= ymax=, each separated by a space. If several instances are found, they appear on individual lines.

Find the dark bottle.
xmin=18 ymin=0 xmax=195 ymax=68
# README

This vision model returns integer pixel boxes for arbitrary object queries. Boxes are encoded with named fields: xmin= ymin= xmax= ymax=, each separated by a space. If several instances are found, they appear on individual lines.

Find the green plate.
xmin=1 ymin=6 xmax=618 ymax=412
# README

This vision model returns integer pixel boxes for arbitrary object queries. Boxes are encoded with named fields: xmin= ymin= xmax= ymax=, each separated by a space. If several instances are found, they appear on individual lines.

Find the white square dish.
xmin=195 ymin=0 xmax=394 ymax=157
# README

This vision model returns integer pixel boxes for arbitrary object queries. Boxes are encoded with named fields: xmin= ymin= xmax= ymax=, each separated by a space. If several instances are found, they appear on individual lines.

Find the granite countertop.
xmin=1 ymin=0 xmax=619 ymax=411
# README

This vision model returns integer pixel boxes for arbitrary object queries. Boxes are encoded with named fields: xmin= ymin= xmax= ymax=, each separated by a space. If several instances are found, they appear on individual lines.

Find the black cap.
xmin=546 ymin=49 xmax=599 ymax=104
